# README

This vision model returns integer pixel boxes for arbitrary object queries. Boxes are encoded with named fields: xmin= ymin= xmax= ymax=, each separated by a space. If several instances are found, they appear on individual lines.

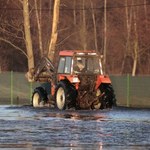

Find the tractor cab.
xmin=57 ymin=50 xmax=103 ymax=75
xmin=73 ymin=55 xmax=103 ymax=74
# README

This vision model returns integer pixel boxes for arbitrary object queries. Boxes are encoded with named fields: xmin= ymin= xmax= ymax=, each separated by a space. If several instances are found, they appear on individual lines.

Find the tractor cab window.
xmin=87 ymin=57 xmax=100 ymax=73
xmin=73 ymin=56 xmax=101 ymax=74
xmin=58 ymin=57 xmax=72 ymax=74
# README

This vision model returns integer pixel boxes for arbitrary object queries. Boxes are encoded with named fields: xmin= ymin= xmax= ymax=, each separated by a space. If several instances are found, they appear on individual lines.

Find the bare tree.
xmin=132 ymin=0 xmax=139 ymax=76
xmin=0 ymin=37 xmax=27 ymax=58
xmin=103 ymin=0 xmax=107 ymax=73
xmin=144 ymin=0 xmax=148 ymax=30
xmin=34 ymin=0 xmax=43 ymax=57
xmin=22 ymin=0 xmax=34 ymax=81
xmin=82 ymin=0 xmax=87 ymax=50
xmin=121 ymin=0 xmax=133 ymax=74
xmin=78 ymin=0 xmax=87 ymax=50
xmin=90 ymin=0 xmax=98 ymax=52
xmin=0 ymin=1 xmax=28 ymax=71
xmin=73 ymin=0 xmax=76 ymax=25
xmin=48 ymin=0 xmax=60 ymax=62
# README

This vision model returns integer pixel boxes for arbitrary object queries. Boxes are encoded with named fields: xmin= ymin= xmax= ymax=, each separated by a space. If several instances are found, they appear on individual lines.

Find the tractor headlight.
xmin=72 ymin=77 xmax=79 ymax=83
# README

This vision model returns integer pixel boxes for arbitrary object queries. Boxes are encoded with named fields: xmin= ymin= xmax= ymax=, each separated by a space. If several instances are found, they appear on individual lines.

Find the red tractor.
xmin=32 ymin=50 xmax=116 ymax=110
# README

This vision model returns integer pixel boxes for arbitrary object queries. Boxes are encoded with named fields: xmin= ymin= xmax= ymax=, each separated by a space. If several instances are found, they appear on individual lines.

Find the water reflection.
xmin=3 ymin=142 xmax=103 ymax=150
xmin=43 ymin=111 xmax=107 ymax=121
xmin=0 ymin=106 xmax=149 ymax=149
xmin=0 ymin=144 xmax=148 ymax=150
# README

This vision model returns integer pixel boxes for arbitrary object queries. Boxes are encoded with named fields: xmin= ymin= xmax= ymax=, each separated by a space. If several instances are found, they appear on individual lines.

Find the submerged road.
xmin=0 ymin=106 xmax=149 ymax=150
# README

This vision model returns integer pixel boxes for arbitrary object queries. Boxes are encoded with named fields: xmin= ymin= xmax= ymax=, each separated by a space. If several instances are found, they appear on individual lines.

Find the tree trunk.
xmin=121 ymin=0 xmax=132 ymax=74
xmin=48 ymin=0 xmax=60 ymax=62
xmin=73 ymin=0 xmax=76 ymax=25
xmin=82 ymin=0 xmax=87 ymax=50
xmin=103 ymin=0 xmax=107 ymax=73
xmin=23 ymin=0 xmax=34 ymax=81
xmin=34 ymin=0 xmax=43 ymax=57
xmin=90 ymin=0 xmax=98 ymax=52
xmin=132 ymin=0 xmax=139 ymax=76
xmin=144 ymin=0 xmax=148 ymax=30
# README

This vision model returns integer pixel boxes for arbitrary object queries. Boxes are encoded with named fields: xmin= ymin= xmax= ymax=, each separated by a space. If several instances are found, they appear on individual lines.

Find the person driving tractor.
xmin=74 ymin=58 xmax=85 ymax=72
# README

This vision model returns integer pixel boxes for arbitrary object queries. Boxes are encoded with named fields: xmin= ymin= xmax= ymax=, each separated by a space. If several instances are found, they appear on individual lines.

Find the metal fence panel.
xmin=111 ymin=75 xmax=150 ymax=108
xmin=13 ymin=72 xmax=31 ymax=105
xmin=129 ymin=76 xmax=150 ymax=107
xmin=0 ymin=72 xmax=40 ymax=105
xmin=0 ymin=72 xmax=11 ymax=104
xmin=0 ymin=72 xmax=150 ymax=108
xmin=110 ymin=75 xmax=128 ymax=106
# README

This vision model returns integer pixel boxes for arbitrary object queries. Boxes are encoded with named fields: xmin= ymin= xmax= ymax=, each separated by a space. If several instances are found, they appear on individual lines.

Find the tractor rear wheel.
xmin=99 ymin=83 xmax=116 ymax=109
xmin=92 ymin=101 xmax=101 ymax=109
xmin=55 ymin=81 xmax=76 ymax=110
xmin=56 ymin=86 xmax=66 ymax=110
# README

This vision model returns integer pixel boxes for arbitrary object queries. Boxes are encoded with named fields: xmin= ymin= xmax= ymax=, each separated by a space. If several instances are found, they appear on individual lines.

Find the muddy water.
xmin=0 ymin=106 xmax=149 ymax=150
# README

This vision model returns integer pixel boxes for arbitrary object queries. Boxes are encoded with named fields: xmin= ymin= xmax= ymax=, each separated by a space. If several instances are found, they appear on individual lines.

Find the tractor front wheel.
xmin=32 ymin=92 xmax=42 ymax=107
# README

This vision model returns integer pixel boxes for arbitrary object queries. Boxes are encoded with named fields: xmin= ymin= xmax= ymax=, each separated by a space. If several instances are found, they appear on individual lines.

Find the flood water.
xmin=0 ymin=105 xmax=149 ymax=150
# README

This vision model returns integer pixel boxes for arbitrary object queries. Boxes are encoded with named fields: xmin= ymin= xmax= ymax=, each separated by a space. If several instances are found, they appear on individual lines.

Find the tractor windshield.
xmin=73 ymin=56 xmax=102 ymax=74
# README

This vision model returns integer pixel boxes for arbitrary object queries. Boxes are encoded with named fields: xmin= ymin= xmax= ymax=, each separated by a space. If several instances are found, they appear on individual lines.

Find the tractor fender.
xmin=95 ymin=75 xmax=111 ymax=90
xmin=58 ymin=74 xmax=80 ymax=83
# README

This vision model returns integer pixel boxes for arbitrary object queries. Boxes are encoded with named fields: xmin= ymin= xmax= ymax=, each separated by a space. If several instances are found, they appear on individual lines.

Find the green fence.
xmin=110 ymin=75 xmax=150 ymax=108
xmin=0 ymin=72 xmax=150 ymax=108
xmin=0 ymin=72 xmax=39 ymax=105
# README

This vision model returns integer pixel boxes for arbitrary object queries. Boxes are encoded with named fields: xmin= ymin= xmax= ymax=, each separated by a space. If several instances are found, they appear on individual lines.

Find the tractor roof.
xmin=59 ymin=50 xmax=97 ymax=56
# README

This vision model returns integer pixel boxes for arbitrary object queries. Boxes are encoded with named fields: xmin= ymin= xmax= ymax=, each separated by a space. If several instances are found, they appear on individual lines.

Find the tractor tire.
xmin=32 ymin=92 xmax=42 ymax=107
xmin=99 ymin=83 xmax=116 ymax=109
xmin=55 ymin=81 xmax=76 ymax=110
xmin=92 ymin=101 xmax=101 ymax=110
xmin=32 ymin=87 xmax=47 ymax=107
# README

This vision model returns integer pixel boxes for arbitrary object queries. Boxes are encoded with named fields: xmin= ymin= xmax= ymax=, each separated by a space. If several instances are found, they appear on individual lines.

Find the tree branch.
xmin=56 ymin=31 xmax=79 ymax=46
xmin=0 ymin=37 xmax=28 ymax=58
xmin=0 ymin=26 xmax=24 ymax=40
